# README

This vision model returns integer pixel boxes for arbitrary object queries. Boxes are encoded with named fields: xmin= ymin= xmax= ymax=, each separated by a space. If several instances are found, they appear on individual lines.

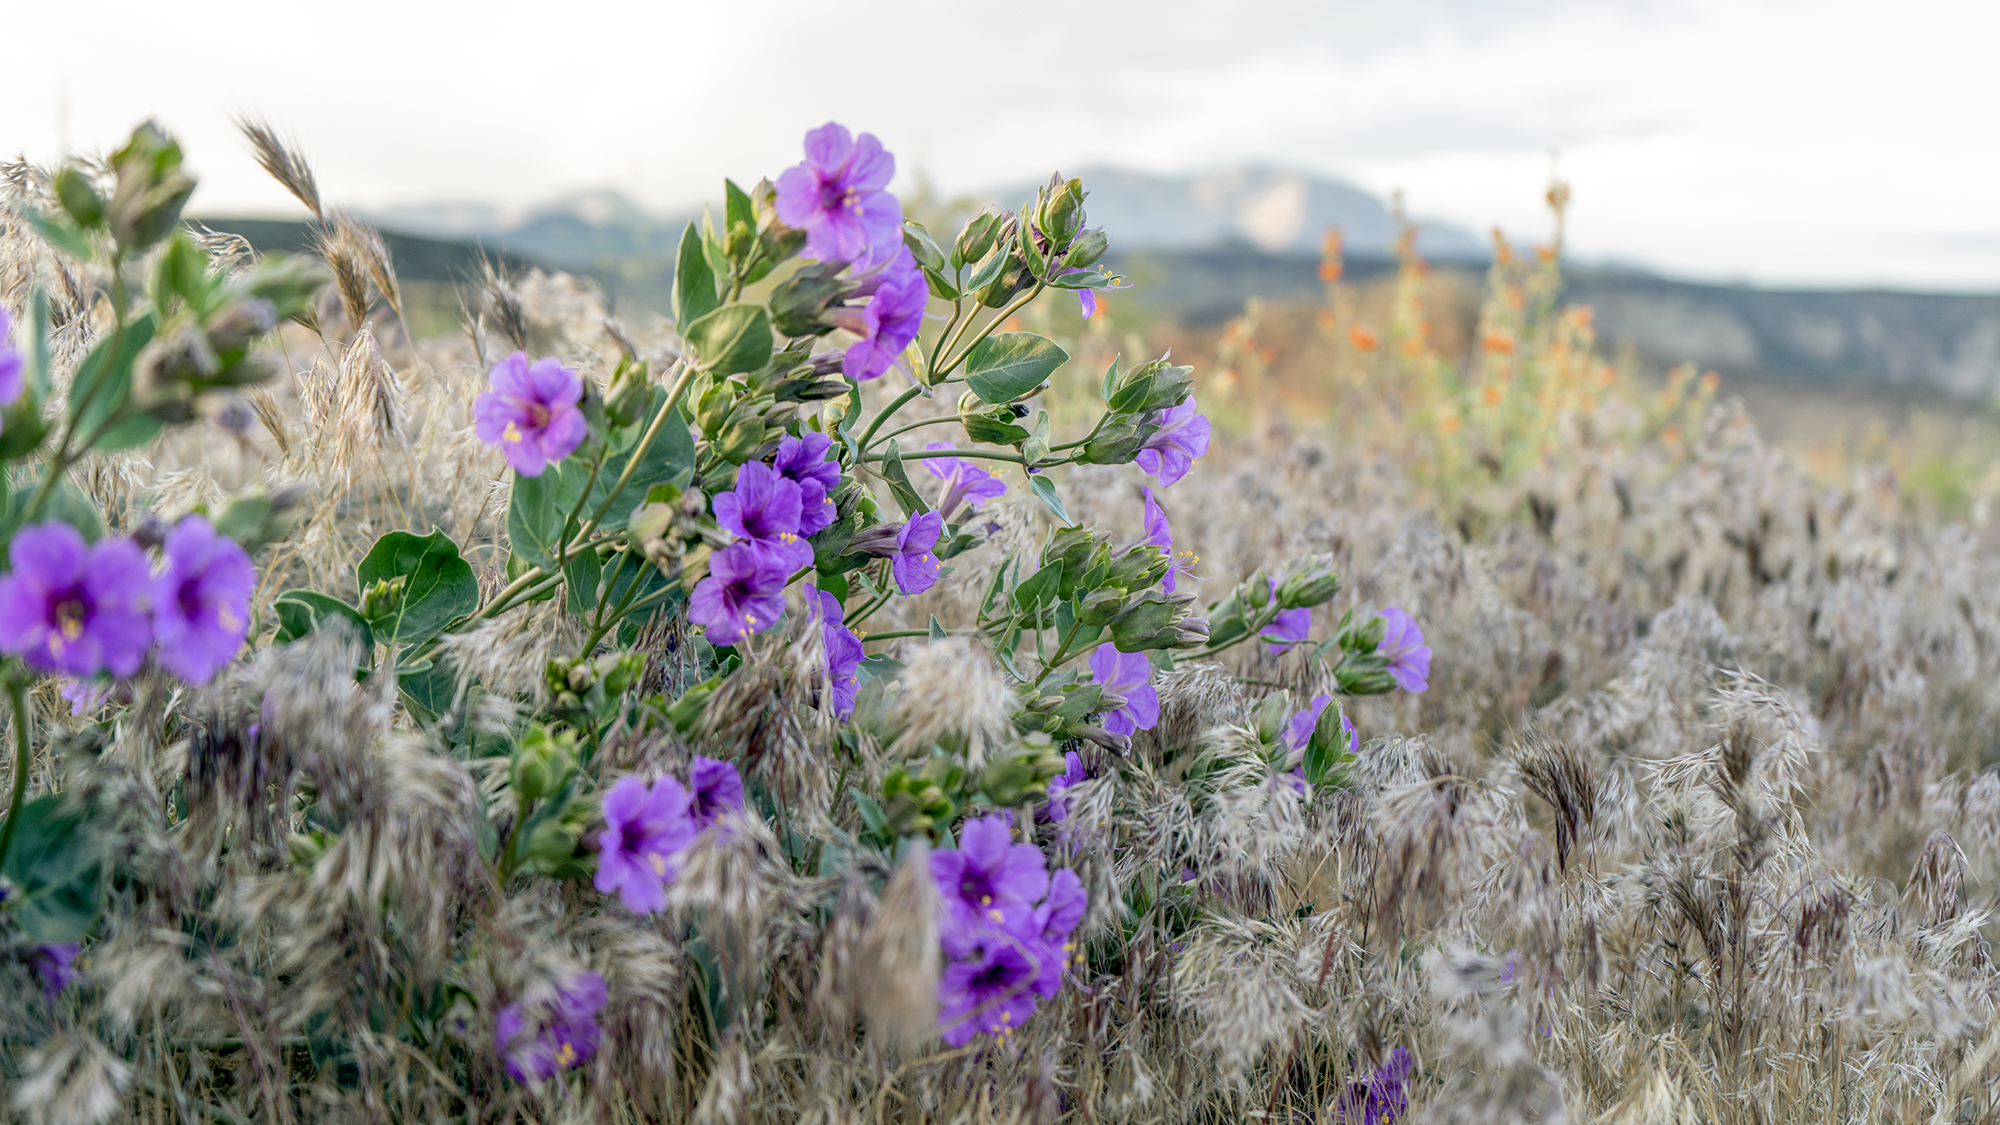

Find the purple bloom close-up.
xmin=714 ymin=461 xmax=813 ymax=574
xmin=473 ymin=351 xmax=587 ymax=478
xmin=1338 ymin=1045 xmax=1414 ymax=1125
xmin=1259 ymin=578 xmax=1312 ymax=653
xmin=0 ymin=305 xmax=25 ymax=410
xmin=689 ymin=542 xmax=791 ymax=647
xmin=810 ymin=585 xmax=865 ymax=720
xmin=1087 ymin=643 xmax=1159 ymax=739
xmin=832 ymin=250 xmax=928 ymax=381
xmin=890 ymin=510 xmax=944 ymax=595
xmin=60 ymin=678 xmax=112 ymax=716
xmin=689 ymin=756 xmax=745 ymax=828
xmin=593 ymin=774 xmax=697 ymax=914
xmin=1044 ymin=751 xmax=1088 ymax=824
xmin=773 ymin=122 xmax=904 ymax=266
xmin=930 ymin=815 xmax=1051 ymax=958
xmin=1133 ymin=397 xmax=1212 ymax=488
xmin=496 ymin=971 xmax=607 ymax=1084
xmin=1282 ymin=694 xmax=1335 ymax=758
xmin=151 ymin=515 xmax=255 ymax=685
xmin=1377 ymin=607 xmax=1432 ymax=693
xmin=0 ymin=522 xmax=153 ymax=679
xmin=1028 ymin=868 xmax=1088 ymax=998
xmin=1141 ymin=487 xmax=1201 ymax=594
xmin=922 ymin=442 xmax=1008 ymax=522
xmin=937 ymin=941 xmax=1042 ymax=1047
xmin=32 ymin=943 xmax=81 ymax=1002
xmin=774 ymin=431 xmax=842 ymax=535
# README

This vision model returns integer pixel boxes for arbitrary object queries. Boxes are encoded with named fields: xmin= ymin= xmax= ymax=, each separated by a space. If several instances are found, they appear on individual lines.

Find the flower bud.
xmin=1078 ymin=586 xmax=1126 ymax=626
xmin=980 ymin=758 xmax=1040 ymax=807
xmin=594 ymin=652 xmax=645 ymax=696
xmin=1041 ymin=526 xmax=1102 ymax=575
xmin=512 ymin=725 xmax=577 ymax=801
xmin=667 ymin=673 xmax=724 ymax=733
xmin=1065 ymin=228 xmax=1109 ymax=268
xmin=105 ymin=122 xmax=196 ymax=254
xmin=1275 ymin=559 xmax=1341 ymax=610
xmin=1108 ymin=590 xmax=1198 ymax=652
xmin=952 ymin=209 xmax=1004 ymax=270
xmin=358 ymin=575 xmax=407 ymax=621
xmin=1076 ymin=417 xmax=1146 ymax=466
xmin=1244 ymin=572 xmax=1272 ymax=609
xmin=769 ymin=267 xmax=844 ymax=338
xmin=1037 ymin=177 xmax=1087 ymax=248
xmin=1108 ymin=356 xmax=1196 ymax=415
xmin=605 ymin=357 xmax=652 ymax=428
xmin=1106 ymin=544 xmax=1169 ymax=591
xmin=1335 ymin=661 xmax=1398 ymax=696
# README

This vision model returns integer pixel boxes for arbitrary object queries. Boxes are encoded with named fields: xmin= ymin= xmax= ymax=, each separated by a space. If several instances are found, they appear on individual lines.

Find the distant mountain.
xmin=988 ymin=166 xmax=1487 ymax=259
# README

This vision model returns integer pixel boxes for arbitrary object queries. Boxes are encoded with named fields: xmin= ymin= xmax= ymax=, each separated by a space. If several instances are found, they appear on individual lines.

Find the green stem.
xmin=925 ymin=299 xmax=968 ymax=381
xmin=871 ymin=415 xmax=962 ymax=447
xmin=497 ymin=797 xmax=532 ymax=883
xmin=575 ymin=360 xmax=702 ymax=539
xmin=933 ymin=281 xmax=1047 ymax=381
xmin=859 ymin=627 xmax=969 ymax=642
xmin=856 ymin=384 xmax=926 ymax=454
xmin=863 ymin=448 xmax=1026 ymax=465
xmin=1033 ymin=617 xmax=1082 ymax=687
xmin=0 ymin=666 xmax=33 ymax=875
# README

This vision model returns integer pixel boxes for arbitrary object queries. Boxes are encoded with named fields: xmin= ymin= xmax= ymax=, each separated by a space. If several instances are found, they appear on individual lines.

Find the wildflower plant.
xmin=0 ymin=118 xmax=1435 ymax=1121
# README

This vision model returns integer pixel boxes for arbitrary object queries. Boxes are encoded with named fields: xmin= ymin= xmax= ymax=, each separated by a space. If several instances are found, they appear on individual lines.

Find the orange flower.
xmin=1482 ymin=384 xmax=1503 ymax=406
xmin=1321 ymin=229 xmax=1342 ymax=257
xmin=1002 ymin=317 xmax=1023 ymax=333
xmin=1260 ymin=346 xmax=1277 ymax=365
xmin=1481 ymin=333 xmax=1515 ymax=355
xmin=1317 ymin=260 xmax=1342 ymax=283
xmin=1661 ymin=425 xmax=1683 ymax=444
xmin=1316 ymin=309 xmax=1337 ymax=331
xmin=1348 ymin=325 xmax=1378 ymax=351
xmin=1599 ymin=366 xmax=1616 ymax=386
xmin=1440 ymin=415 xmax=1462 ymax=435
xmin=1700 ymin=370 xmax=1720 ymax=395
xmin=1536 ymin=245 xmax=1557 ymax=262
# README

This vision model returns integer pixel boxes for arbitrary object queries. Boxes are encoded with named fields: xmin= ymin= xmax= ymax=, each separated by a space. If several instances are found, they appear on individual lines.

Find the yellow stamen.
xmin=503 ymin=421 xmax=523 ymax=444
xmin=649 ymin=853 xmax=667 ymax=875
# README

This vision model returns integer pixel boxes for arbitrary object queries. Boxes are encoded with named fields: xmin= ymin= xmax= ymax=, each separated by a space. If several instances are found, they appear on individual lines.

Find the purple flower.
xmin=593 ymin=774 xmax=697 ymax=914
xmin=830 ymin=251 xmax=928 ymax=381
xmin=1028 ymin=868 xmax=1087 ymax=998
xmin=1087 ymin=643 xmax=1159 ymax=739
xmin=0 ymin=522 xmax=152 ymax=678
xmin=810 ymin=585 xmax=865 ymax=720
xmin=150 ymin=515 xmax=255 ymax=685
xmin=774 ymin=431 xmax=842 ymax=536
xmin=689 ymin=542 xmax=791 ymax=647
xmin=1377 ymin=607 xmax=1431 ymax=693
xmin=773 ymin=122 xmax=904 ymax=266
xmin=1260 ymin=578 xmax=1312 ymax=653
xmin=890 ymin=510 xmax=944 ymax=595
xmin=31 ymin=943 xmax=80 ymax=1003
xmin=1282 ymin=694 xmax=1335 ymax=758
xmin=922 ymin=442 xmax=1008 ymax=522
xmin=1337 ymin=1046 xmax=1413 ymax=1125
xmin=0 ymin=305 xmax=25 ymax=410
xmin=714 ymin=461 xmax=813 ymax=574
xmin=60 ymin=678 xmax=112 ymax=716
xmin=938 ymin=940 xmax=1042 ymax=1047
xmin=1044 ymin=751 xmax=1088 ymax=824
xmin=689 ymin=756 xmax=744 ymax=828
xmin=1134 ymin=398 xmax=1211 ymax=488
xmin=1140 ymin=487 xmax=1201 ymax=594
xmin=474 ymin=352 xmax=587 ymax=478
xmin=496 ymin=971 xmax=607 ymax=1084
xmin=930 ymin=814 xmax=1051 ymax=958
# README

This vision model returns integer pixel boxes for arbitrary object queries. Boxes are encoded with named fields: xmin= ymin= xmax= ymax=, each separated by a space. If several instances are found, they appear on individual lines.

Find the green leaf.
xmin=399 ymin=657 xmax=458 ymax=723
xmin=274 ymin=589 xmax=374 ymax=647
xmin=355 ymin=529 xmax=480 ymax=645
xmin=28 ymin=285 xmax=50 ymax=399
xmin=928 ymin=614 xmax=947 ymax=642
xmin=1100 ymin=355 xmax=1121 ymax=404
xmin=1 ymin=795 xmax=104 ymax=943
xmin=564 ymin=549 xmax=602 ymax=619
xmin=3 ymin=468 xmax=105 ymax=544
xmin=67 ymin=309 xmax=157 ymax=445
xmin=673 ymin=221 xmax=719 ymax=331
xmin=507 ymin=464 xmax=586 ymax=572
xmin=879 ymin=441 xmax=930 ymax=517
xmin=724 ymin=180 xmax=754 ymax=245
xmin=506 ymin=400 xmax=695 ymax=571
xmin=19 ymin=206 xmax=95 ymax=262
xmin=965 ymin=333 xmax=1068 ymax=405
xmin=1028 ymin=475 xmax=1069 ymax=523
xmin=685 ymin=303 xmax=772 ymax=376
xmin=1013 ymin=558 xmax=1064 ymax=613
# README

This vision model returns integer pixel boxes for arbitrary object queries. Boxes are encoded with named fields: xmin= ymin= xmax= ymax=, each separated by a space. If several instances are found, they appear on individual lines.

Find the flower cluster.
xmin=0 ymin=516 xmax=253 ymax=686
xmin=931 ymin=815 xmax=1086 ymax=1046
xmin=691 ymin=433 xmax=844 ymax=646
xmin=495 ymin=971 xmax=607 ymax=1084
xmin=593 ymin=757 xmax=744 ymax=913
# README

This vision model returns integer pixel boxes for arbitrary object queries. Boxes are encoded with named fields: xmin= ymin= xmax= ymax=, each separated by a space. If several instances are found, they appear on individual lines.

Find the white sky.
xmin=5 ymin=0 xmax=1999 ymax=288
